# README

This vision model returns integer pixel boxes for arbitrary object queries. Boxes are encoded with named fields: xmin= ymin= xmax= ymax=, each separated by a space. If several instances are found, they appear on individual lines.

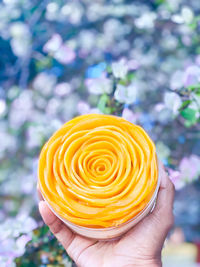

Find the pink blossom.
xmin=54 ymin=45 xmax=76 ymax=64
xmin=43 ymin=34 xmax=62 ymax=53
xmin=154 ymin=103 xmax=165 ymax=112
xmin=183 ymin=65 xmax=200 ymax=87
xmin=55 ymin=82 xmax=72 ymax=96
xmin=127 ymin=59 xmax=139 ymax=70
xmin=77 ymin=101 xmax=90 ymax=115
xmin=179 ymin=155 xmax=200 ymax=181
xmin=77 ymin=101 xmax=101 ymax=115
xmin=43 ymin=34 xmax=76 ymax=64
xmin=168 ymin=168 xmax=184 ymax=190
xmin=195 ymin=55 xmax=200 ymax=66
xmin=122 ymin=108 xmax=138 ymax=124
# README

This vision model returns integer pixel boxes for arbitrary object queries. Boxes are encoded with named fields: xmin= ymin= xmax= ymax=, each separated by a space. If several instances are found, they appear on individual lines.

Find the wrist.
xmin=127 ymin=263 xmax=161 ymax=267
xmin=127 ymin=258 xmax=162 ymax=267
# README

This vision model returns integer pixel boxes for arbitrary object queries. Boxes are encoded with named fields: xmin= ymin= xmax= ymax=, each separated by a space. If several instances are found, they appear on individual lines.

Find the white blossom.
xmin=156 ymin=141 xmax=170 ymax=160
xmin=0 ymin=99 xmax=6 ymax=116
xmin=33 ymin=73 xmax=57 ymax=96
xmin=164 ymin=92 xmax=182 ymax=115
xmin=86 ymin=76 xmax=112 ymax=95
xmin=170 ymin=70 xmax=184 ymax=90
xmin=181 ymin=6 xmax=194 ymax=24
xmin=112 ymin=59 xmax=128 ymax=79
xmin=135 ymin=12 xmax=157 ymax=29
xmin=114 ymin=83 xmax=137 ymax=104
xmin=9 ymin=22 xmax=31 ymax=57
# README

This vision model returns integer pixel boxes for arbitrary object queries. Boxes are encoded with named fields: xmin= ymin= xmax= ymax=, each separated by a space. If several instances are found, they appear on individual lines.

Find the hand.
xmin=38 ymin=163 xmax=174 ymax=267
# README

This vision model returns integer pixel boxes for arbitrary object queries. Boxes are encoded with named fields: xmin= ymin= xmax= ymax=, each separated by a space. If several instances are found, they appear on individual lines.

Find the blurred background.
xmin=0 ymin=0 xmax=200 ymax=266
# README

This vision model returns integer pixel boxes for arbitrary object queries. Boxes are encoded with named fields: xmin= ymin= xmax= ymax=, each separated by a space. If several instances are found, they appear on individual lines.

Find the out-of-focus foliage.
xmin=0 ymin=0 xmax=200 ymax=266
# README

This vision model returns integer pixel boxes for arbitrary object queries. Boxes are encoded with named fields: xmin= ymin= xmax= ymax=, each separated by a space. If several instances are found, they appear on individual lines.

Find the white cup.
xmin=42 ymin=161 xmax=161 ymax=240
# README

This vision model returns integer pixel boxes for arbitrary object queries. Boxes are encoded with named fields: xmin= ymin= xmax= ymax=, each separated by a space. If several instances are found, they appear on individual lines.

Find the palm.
xmin=66 ymin=215 xmax=164 ymax=267
xmin=38 ymin=165 xmax=174 ymax=267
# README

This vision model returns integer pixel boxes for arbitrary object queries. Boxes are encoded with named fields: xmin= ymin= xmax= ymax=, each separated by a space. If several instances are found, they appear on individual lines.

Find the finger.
xmin=121 ymin=162 xmax=175 ymax=244
xmin=37 ymin=183 xmax=44 ymax=201
xmin=148 ymin=162 xmax=175 ymax=230
xmin=39 ymin=201 xmax=96 ymax=263
xmin=153 ymin=162 xmax=175 ymax=215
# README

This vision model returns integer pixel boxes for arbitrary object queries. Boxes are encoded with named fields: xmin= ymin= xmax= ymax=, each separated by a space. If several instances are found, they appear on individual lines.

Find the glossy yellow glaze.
xmin=38 ymin=114 xmax=158 ymax=227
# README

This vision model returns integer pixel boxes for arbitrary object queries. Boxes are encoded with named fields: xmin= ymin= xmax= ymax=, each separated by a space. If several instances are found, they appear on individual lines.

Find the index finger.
xmin=149 ymin=161 xmax=175 ymax=230
xmin=37 ymin=183 xmax=44 ymax=201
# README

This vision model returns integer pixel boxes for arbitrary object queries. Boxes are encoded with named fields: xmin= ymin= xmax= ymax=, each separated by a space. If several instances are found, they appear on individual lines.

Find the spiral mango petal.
xmin=38 ymin=114 xmax=158 ymax=228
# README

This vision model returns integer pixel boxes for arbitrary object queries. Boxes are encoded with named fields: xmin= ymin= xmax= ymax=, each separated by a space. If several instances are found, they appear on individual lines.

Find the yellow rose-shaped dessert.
xmin=38 ymin=114 xmax=158 ymax=230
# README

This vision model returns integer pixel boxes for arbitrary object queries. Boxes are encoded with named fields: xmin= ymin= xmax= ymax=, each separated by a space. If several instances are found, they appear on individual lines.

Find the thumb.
xmin=39 ymin=201 xmax=96 ymax=263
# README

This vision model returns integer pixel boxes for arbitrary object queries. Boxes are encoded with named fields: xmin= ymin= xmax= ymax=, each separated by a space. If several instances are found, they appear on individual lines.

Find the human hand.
xmin=38 ymin=163 xmax=174 ymax=267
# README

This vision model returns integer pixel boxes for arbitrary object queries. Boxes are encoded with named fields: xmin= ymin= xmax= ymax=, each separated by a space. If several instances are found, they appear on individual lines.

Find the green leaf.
xmin=155 ymin=0 xmax=166 ymax=5
xmin=189 ymin=22 xmax=197 ymax=30
xmin=106 ymin=65 xmax=112 ymax=74
xmin=118 ymin=79 xmax=127 ymax=86
xmin=35 ymin=57 xmax=52 ymax=71
xmin=179 ymin=100 xmax=191 ymax=110
xmin=97 ymin=94 xmax=116 ymax=114
xmin=104 ymin=107 xmax=114 ymax=114
xmin=187 ymin=83 xmax=200 ymax=91
xmin=98 ymin=94 xmax=109 ymax=113
xmin=180 ymin=108 xmax=196 ymax=121
xmin=184 ymin=120 xmax=195 ymax=128
xmin=43 ymin=237 xmax=49 ymax=243
xmin=40 ymin=225 xmax=49 ymax=237
xmin=126 ymin=72 xmax=135 ymax=82
xmin=119 ymin=73 xmax=135 ymax=86
xmin=31 ymin=234 xmax=39 ymax=243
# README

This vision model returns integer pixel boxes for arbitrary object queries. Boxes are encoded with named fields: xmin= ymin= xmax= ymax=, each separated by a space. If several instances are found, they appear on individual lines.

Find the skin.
xmin=38 ymin=163 xmax=175 ymax=267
